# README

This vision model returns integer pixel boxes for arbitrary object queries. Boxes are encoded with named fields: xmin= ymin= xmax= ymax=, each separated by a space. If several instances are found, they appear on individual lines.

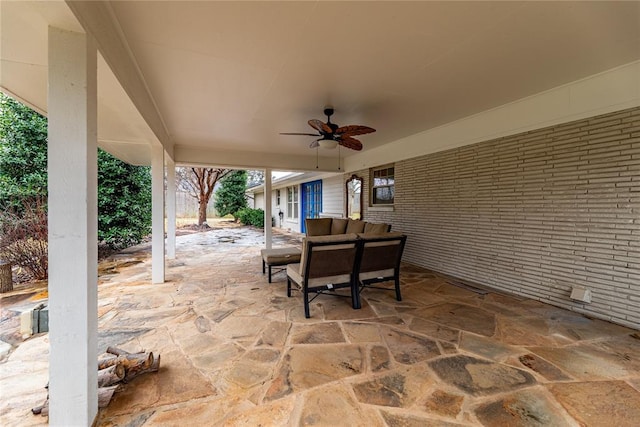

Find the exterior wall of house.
xmin=252 ymin=176 xmax=347 ymax=231
xmin=320 ymin=175 xmax=345 ymax=218
xmin=356 ymin=106 xmax=640 ymax=329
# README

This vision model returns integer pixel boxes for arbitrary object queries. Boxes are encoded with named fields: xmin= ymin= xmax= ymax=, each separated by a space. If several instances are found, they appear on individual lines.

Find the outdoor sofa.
xmin=285 ymin=218 xmax=406 ymax=318
xmin=260 ymin=218 xmax=391 ymax=282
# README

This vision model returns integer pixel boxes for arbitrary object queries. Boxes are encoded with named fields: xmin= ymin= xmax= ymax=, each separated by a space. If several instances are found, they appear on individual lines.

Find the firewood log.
xmin=40 ymin=399 xmax=49 ymax=416
xmin=31 ymin=399 xmax=48 ymax=415
xmin=106 ymin=346 xmax=132 ymax=356
xmin=121 ymin=352 xmax=153 ymax=370
xmin=98 ymin=385 xmax=119 ymax=408
xmin=122 ymin=352 xmax=155 ymax=382
xmin=106 ymin=346 xmax=146 ymax=356
xmin=98 ymin=363 xmax=125 ymax=387
xmin=99 ymin=352 xmax=153 ymax=372
xmin=98 ymin=355 xmax=119 ymax=370
xmin=150 ymin=354 xmax=161 ymax=372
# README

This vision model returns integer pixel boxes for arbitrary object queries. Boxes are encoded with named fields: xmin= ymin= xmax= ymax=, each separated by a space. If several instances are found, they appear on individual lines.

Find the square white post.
xmin=151 ymin=145 xmax=165 ymax=283
xmin=264 ymin=168 xmax=273 ymax=249
xmin=166 ymin=156 xmax=176 ymax=259
xmin=47 ymin=27 xmax=98 ymax=426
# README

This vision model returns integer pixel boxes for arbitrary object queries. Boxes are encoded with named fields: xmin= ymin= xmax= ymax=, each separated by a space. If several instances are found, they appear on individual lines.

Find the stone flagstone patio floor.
xmin=1 ymin=221 xmax=640 ymax=426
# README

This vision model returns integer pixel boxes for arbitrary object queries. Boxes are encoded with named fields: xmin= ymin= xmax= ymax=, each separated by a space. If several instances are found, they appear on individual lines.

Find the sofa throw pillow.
xmin=364 ymin=222 xmax=391 ymax=234
xmin=305 ymin=218 xmax=332 ymax=236
xmin=345 ymin=219 xmax=366 ymax=234
xmin=331 ymin=218 xmax=348 ymax=235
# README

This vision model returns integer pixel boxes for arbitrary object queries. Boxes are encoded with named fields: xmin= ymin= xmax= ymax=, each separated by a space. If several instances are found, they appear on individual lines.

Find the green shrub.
xmin=235 ymin=208 xmax=264 ymax=228
xmin=97 ymin=150 xmax=152 ymax=249
xmin=214 ymin=170 xmax=248 ymax=218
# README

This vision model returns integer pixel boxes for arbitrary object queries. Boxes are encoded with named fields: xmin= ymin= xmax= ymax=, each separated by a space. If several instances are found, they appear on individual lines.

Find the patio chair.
xmin=286 ymin=234 xmax=361 ymax=318
xmin=356 ymin=232 xmax=407 ymax=305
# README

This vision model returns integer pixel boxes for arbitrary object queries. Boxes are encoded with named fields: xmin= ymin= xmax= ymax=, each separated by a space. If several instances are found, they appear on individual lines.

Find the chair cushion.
xmin=331 ymin=218 xmax=348 ymax=235
xmin=363 ymin=222 xmax=391 ymax=234
xmin=345 ymin=219 xmax=366 ymax=233
xmin=261 ymin=247 xmax=302 ymax=265
xmin=305 ymin=218 xmax=332 ymax=236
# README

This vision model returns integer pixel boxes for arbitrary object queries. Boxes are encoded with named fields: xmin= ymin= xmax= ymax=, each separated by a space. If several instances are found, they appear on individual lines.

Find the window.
xmin=287 ymin=186 xmax=299 ymax=219
xmin=371 ymin=165 xmax=394 ymax=205
xmin=276 ymin=189 xmax=281 ymax=206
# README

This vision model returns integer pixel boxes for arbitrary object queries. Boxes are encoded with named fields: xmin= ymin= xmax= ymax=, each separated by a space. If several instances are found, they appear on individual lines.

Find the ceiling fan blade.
xmin=280 ymin=132 xmax=320 ymax=136
xmin=338 ymin=135 xmax=363 ymax=151
xmin=335 ymin=125 xmax=376 ymax=137
xmin=308 ymin=119 xmax=332 ymax=134
xmin=309 ymin=140 xmax=320 ymax=149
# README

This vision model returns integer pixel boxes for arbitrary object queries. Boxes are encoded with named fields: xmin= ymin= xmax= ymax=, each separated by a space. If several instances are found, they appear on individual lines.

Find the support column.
xmin=166 ymin=156 xmax=176 ymax=259
xmin=48 ymin=27 xmax=98 ymax=426
xmin=264 ymin=168 xmax=273 ymax=249
xmin=151 ymin=145 xmax=165 ymax=283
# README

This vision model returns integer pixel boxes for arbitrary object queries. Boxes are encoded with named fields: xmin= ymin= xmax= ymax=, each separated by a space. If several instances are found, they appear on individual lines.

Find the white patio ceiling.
xmin=2 ymin=1 xmax=639 ymax=170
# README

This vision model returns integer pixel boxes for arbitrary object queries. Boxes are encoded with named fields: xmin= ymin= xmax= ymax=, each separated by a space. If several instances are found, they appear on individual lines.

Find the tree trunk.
xmin=198 ymin=198 xmax=207 ymax=226
xmin=0 ymin=260 xmax=12 ymax=293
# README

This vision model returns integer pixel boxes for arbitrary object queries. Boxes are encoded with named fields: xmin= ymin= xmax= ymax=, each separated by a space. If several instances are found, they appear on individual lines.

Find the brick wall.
xmin=356 ymin=106 xmax=640 ymax=329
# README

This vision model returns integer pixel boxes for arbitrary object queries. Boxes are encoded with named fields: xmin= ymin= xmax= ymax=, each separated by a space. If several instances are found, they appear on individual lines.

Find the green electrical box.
xmin=30 ymin=304 xmax=49 ymax=334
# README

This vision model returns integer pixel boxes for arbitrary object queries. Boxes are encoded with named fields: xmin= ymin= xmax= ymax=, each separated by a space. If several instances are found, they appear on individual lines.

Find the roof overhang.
xmin=2 ymin=1 xmax=639 ymax=170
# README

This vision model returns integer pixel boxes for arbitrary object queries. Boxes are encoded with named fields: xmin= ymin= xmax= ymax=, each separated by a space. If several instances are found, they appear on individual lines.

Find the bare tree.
xmin=247 ymin=170 xmax=264 ymax=188
xmin=176 ymin=167 xmax=230 ymax=226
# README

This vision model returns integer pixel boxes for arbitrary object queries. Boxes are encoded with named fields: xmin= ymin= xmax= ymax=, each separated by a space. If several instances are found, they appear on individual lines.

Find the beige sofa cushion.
xmin=287 ymin=263 xmax=352 ymax=288
xmin=299 ymin=233 xmax=359 ymax=274
xmin=305 ymin=218 xmax=332 ymax=236
xmin=331 ymin=218 xmax=348 ymax=235
xmin=357 ymin=231 xmax=404 ymax=241
xmin=345 ymin=219 xmax=366 ymax=234
xmin=364 ymin=222 xmax=391 ymax=234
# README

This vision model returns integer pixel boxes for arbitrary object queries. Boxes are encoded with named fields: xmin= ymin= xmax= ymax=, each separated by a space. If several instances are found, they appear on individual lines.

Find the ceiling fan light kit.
xmin=318 ymin=139 xmax=338 ymax=149
xmin=280 ymin=107 xmax=376 ymax=152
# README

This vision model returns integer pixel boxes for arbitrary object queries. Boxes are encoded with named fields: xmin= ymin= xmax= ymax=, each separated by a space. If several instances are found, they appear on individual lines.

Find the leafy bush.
xmin=98 ymin=149 xmax=152 ymax=249
xmin=0 ymin=199 xmax=48 ymax=280
xmin=235 ymin=208 xmax=264 ymax=228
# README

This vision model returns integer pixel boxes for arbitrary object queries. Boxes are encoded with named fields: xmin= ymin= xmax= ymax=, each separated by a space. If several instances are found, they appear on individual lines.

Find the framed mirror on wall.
xmin=345 ymin=174 xmax=363 ymax=220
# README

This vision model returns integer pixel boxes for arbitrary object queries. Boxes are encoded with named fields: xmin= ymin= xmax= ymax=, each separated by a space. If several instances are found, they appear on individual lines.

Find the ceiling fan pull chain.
xmin=338 ymin=145 xmax=341 ymax=171
xmin=316 ymin=146 xmax=319 ymax=169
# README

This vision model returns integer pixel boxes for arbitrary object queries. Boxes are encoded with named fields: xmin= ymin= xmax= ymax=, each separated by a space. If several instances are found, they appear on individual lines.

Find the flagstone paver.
xmin=300 ymin=384 xmax=383 ymax=426
xmin=548 ymin=381 xmax=640 ymax=427
xmin=516 ymin=353 xmax=572 ymax=382
xmin=474 ymin=388 xmax=577 ymax=426
xmin=0 ymin=222 xmax=639 ymax=426
xmin=423 ymin=389 xmax=464 ymax=419
xmin=352 ymin=364 xmax=434 ymax=408
xmin=382 ymin=327 xmax=441 ymax=364
xmin=414 ymin=303 xmax=496 ymax=337
xmin=380 ymin=411 xmax=466 ymax=427
xmin=429 ymin=355 xmax=536 ymax=396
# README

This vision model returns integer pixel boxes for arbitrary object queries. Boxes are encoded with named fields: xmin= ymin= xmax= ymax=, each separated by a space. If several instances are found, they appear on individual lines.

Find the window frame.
xmin=370 ymin=164 xmax=395 ymax=206
xmin=286 ymin=186 xmax=299 ymax=219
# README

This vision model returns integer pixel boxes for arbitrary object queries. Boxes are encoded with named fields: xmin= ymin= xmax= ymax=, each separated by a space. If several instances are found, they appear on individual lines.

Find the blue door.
xmin=301 ymin=180 xmax=322 ymax=233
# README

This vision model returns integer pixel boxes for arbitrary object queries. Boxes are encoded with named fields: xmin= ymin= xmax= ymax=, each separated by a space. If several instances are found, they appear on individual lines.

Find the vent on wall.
xmin=570 ymin=286 xmax=592 ymax=303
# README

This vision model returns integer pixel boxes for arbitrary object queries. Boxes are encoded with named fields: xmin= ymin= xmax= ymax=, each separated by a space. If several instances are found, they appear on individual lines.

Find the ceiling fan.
xmin=280 ymin=108 xmax=375 ymax=151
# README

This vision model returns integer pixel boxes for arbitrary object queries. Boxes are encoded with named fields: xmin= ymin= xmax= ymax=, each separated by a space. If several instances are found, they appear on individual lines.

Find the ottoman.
xmin=261 ymin=247 xmax=302 ymax=283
